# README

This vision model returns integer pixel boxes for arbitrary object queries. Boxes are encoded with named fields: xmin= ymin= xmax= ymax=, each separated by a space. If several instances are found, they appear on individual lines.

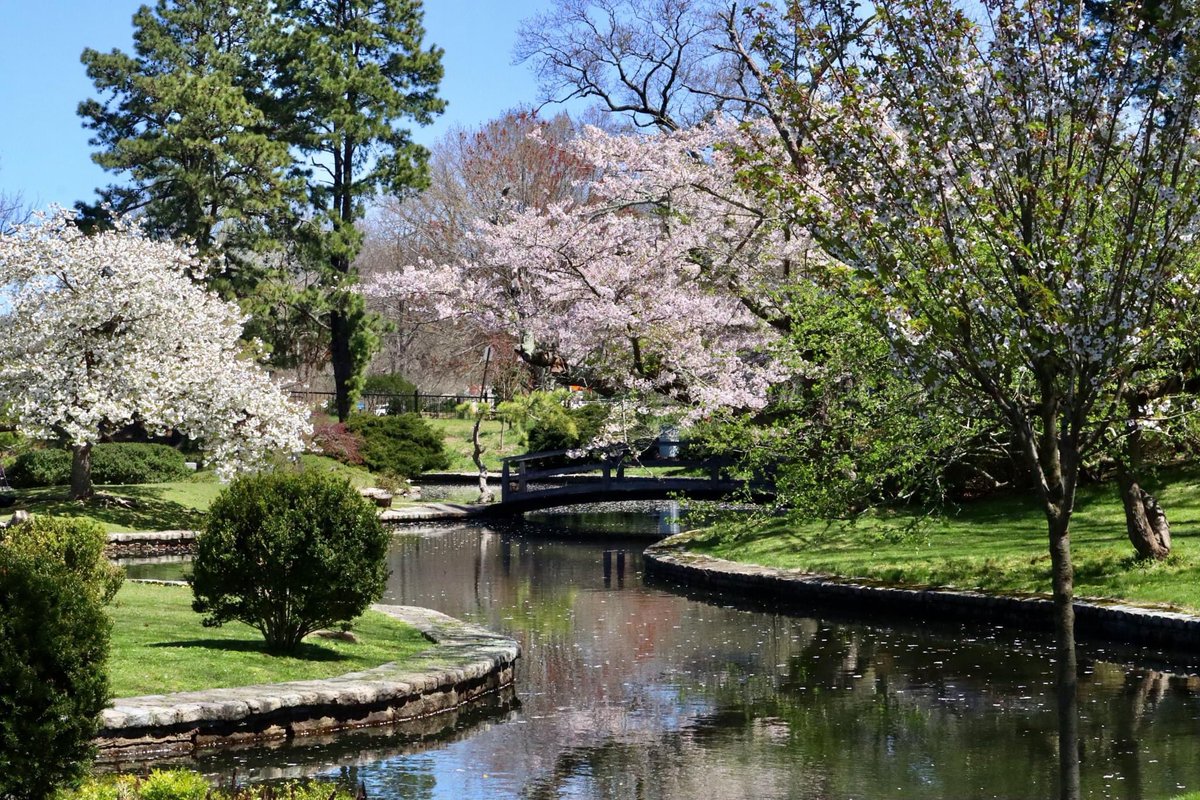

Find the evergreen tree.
xmin=270 ymin=0 xmax=445 ymax=420
xmin=79 ymin=0 xmax=444 ymax=419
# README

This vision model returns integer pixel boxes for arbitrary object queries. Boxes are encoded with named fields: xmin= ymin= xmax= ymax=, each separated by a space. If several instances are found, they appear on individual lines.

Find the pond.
xmin=124 ymin=507 xmax=1200 ymax=800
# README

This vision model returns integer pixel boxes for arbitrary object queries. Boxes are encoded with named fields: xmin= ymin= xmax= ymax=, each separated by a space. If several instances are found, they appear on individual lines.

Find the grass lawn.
xmin=426 ymin=416 xmax=524 ymax=472
xmin=690 ymin=468 xmax=1200 ymax=613
xmin=108 ymin=582 xmax=432 ymax=697
xmin=0 ymin=455 xmax=386 ymax=531
xmin=0 ymin=477 xmax=221 ymax=532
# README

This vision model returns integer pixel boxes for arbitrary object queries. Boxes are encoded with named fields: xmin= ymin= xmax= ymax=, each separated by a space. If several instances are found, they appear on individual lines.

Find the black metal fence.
xmin=289 ymin=389 xmax=497 ymax=417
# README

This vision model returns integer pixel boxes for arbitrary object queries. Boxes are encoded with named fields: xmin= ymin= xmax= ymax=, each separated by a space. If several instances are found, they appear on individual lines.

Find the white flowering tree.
xmin=0 ymin=209 xmax=310 ymax=499
xmin=731 ymin=0 xmax=1200 ymax=795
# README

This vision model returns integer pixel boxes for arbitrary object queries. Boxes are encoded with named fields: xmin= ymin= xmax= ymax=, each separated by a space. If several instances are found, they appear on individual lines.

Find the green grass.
xmin=425 ymin=417 xmax=524 ymax=472
xmin=0 ymin=476 xmax=221 ymax=532
xmin=0 ymin=455 xmax=388 ymax=531
xmin=108 ymin=582 xmax=431 ymax=697
xmin=691 ymin=469 xmax=1200 ymax=613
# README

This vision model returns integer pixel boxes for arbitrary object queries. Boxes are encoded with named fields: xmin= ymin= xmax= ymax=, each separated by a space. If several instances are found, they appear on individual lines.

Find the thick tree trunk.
xmin=1118 ymin=470 xmax=1171 ymax=560
xmin=330 ymin=309 xmax=354 ymax=422
xmin=1118 ymin=400 xmax=1171 ymax=559
xmin=70 ymin=443 xmax=94 ymax=500
xmin=1047 ymin=509 xmax=1081 ymax=800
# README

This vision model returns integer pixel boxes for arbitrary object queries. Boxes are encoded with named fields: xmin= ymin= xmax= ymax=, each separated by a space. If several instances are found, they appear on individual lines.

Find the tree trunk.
xmin=70 ymin=443 xmax=94 ymax=500
xmin=1118 ymin=469 xmax=1171 ymax=560
xmin=1047 ymin=509 xmax=1081 ymax=800
xmin=331 ymin=308 xmax=354 ymax=422
xmin=472 ymin=412 xmax=494 ymax=504
xmin=1118 ymin=400 xmax=1171 ymax=559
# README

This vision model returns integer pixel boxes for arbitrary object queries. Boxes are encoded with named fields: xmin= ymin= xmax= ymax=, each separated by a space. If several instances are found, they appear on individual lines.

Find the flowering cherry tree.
xmin=0 ymin=209 xmax=310 ymax=499
xmin=364 ymin=118 xmax=806 ymax=427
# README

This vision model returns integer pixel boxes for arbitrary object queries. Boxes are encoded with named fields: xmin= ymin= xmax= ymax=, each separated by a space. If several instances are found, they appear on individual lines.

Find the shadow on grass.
xmin=145 ymin=638 xmax=348 ymax=661
xmin=10 ymin=485 xmax=205 ymax=530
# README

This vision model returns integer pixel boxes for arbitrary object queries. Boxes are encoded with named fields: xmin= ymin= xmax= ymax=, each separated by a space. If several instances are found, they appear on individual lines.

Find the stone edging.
xmin=379 ymin=503 xmax=489 ymax=522
xmin=106 ymin=530 xmax=198 ymax=558
xmin=96 ymin=604 xmax=520 ymax=760
xmin=644 ymin=540 xmax=1200 ymax=650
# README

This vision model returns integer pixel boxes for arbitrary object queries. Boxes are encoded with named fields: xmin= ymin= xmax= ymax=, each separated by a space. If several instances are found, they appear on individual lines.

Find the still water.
xmin=128 ymin=508 xmax=1200 ymax=800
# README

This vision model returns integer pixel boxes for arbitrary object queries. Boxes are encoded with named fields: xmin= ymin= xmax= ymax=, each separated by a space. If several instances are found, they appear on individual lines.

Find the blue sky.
xmin=0 ymin=1 xmax=573 ymax=210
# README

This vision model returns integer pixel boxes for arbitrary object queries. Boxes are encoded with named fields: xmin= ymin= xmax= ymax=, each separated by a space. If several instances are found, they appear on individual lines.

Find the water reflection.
xmin=133 ymin=510 xmax=1200 ymax=799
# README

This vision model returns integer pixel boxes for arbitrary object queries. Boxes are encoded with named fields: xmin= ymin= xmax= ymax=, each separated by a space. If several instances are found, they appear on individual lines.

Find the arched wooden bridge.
xmin=487 ymin=441 xmax=768 ymax=515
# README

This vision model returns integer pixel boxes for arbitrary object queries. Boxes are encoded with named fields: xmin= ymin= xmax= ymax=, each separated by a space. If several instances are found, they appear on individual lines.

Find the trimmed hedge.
xmin=344 ymin=413 xmax=449 ymax=477
xmin=8 ymin=443 xmax=190 ymax=488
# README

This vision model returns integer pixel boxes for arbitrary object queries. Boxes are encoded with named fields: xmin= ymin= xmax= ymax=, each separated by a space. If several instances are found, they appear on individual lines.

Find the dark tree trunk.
xmin=1118 ymin=399 xmax=1171 ymax=560
xmin=331 ymin=308 xmax=354 ymax=422
xmin=70 ymin=443 xmax=93 ymax=500
xmin=1118 ymin=469 xmax=1171 ymax=560
xmin=1047 ymin=509 xmax=1081 ymax=800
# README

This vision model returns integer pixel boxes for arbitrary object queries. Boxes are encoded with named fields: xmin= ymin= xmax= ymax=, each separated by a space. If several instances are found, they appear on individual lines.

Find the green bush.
xmin=526 ymin=403 xmax=609 ymax=454
xmin=0 ymin=550 xmax=111 ymax=800
xmin=60 ymin=772 xmax=363 ymax=800
xmin=190 ymin=471 xmax=390 ymax=652
xmin=362 ymin=372 xmax=418 ymax=397
xmin=8 ymin=443 xmax=189 ymax=488
xmin=7 ymin=448 xmax=71 ymax=488
xmin=0 ymin=516 xmax=124 ymax=604
xmin=137 ymin=770 xmax=210 ymax=800
xmin=345 ymin=413 xmax=450 ymax=477
xmin=93 ymin=443 xmax=191 ymax=484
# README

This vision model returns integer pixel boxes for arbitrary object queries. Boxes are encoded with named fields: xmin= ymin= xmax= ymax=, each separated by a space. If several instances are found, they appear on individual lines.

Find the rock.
xmin=4 ymin=510 xmax=30 ymax=528
xmin=313 ymin=629 xmax=360 ymax=644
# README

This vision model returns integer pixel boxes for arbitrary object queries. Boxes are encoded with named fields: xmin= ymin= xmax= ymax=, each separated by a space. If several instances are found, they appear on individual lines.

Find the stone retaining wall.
xmin=105 ymin=530 xmax=197 ymax=559
xmin=95 ymin=605 xmax=520 ymax=760
xmin=645 ymin=540 xmax=1200 ymax=650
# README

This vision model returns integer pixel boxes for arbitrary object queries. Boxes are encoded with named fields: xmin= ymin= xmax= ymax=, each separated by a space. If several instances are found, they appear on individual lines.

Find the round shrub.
xmin=0 ymin=550 xmax=111 ymax=800
xmin=8 ymin=443 xmax=190 ymax=488
xmin=344 ymin=413 xmax=450 ymax=477
xmin=190 ymin=470 xmax=390 ymax=652
xmin=0 ymin=516 xmax=124 ymax=604
xmin=362 ymin=372 xmax=418 ymax=398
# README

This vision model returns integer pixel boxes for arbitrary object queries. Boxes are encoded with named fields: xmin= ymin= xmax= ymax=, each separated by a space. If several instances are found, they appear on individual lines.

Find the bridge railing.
xmin=499 ymin=441 xmax=734 ymax=503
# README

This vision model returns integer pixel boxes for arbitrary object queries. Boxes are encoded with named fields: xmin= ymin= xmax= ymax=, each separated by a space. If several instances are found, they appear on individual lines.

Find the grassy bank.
xmin=108 ymin=582 xmax=430 ymax=697
xmin=689 ymin=469 xmax=1200 ymax=612
xmin=425 ymin=416 xmax=524 ymax=472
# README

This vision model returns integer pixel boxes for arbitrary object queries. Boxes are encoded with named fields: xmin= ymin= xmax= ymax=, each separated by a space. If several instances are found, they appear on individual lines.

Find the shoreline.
xmin=645 ymin=536 xmax=1200 ymax=651
xmin=96 ymin=605 xmax=520 ymax=760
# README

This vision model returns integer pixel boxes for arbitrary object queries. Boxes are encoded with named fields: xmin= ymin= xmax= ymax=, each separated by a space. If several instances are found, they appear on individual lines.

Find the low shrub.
xmin=8 ymin=443 xmax=189 ymax=488
xmin=308 ymin=416 xmax=366 ymax=466
xmin=0 ymin=550 xmax=111 ymax=800
xmin=345 ymin=413 xmax=449 ymax=477
xmin=0 ymin=516 xmax=123 ymax=604
xmin=190 ymin=470 xmax=390 ymax=652
xmin=60 ymin=772 xmax=363 ymax=800
xmin=7 ymin=448 xmax=70 ymax=488
xmin=92 ymin=443 xmax=191 ymax=485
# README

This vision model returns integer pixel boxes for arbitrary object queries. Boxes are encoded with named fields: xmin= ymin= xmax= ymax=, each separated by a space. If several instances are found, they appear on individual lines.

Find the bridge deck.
xmin=490 ymin=441 xmax=764 ymax=515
